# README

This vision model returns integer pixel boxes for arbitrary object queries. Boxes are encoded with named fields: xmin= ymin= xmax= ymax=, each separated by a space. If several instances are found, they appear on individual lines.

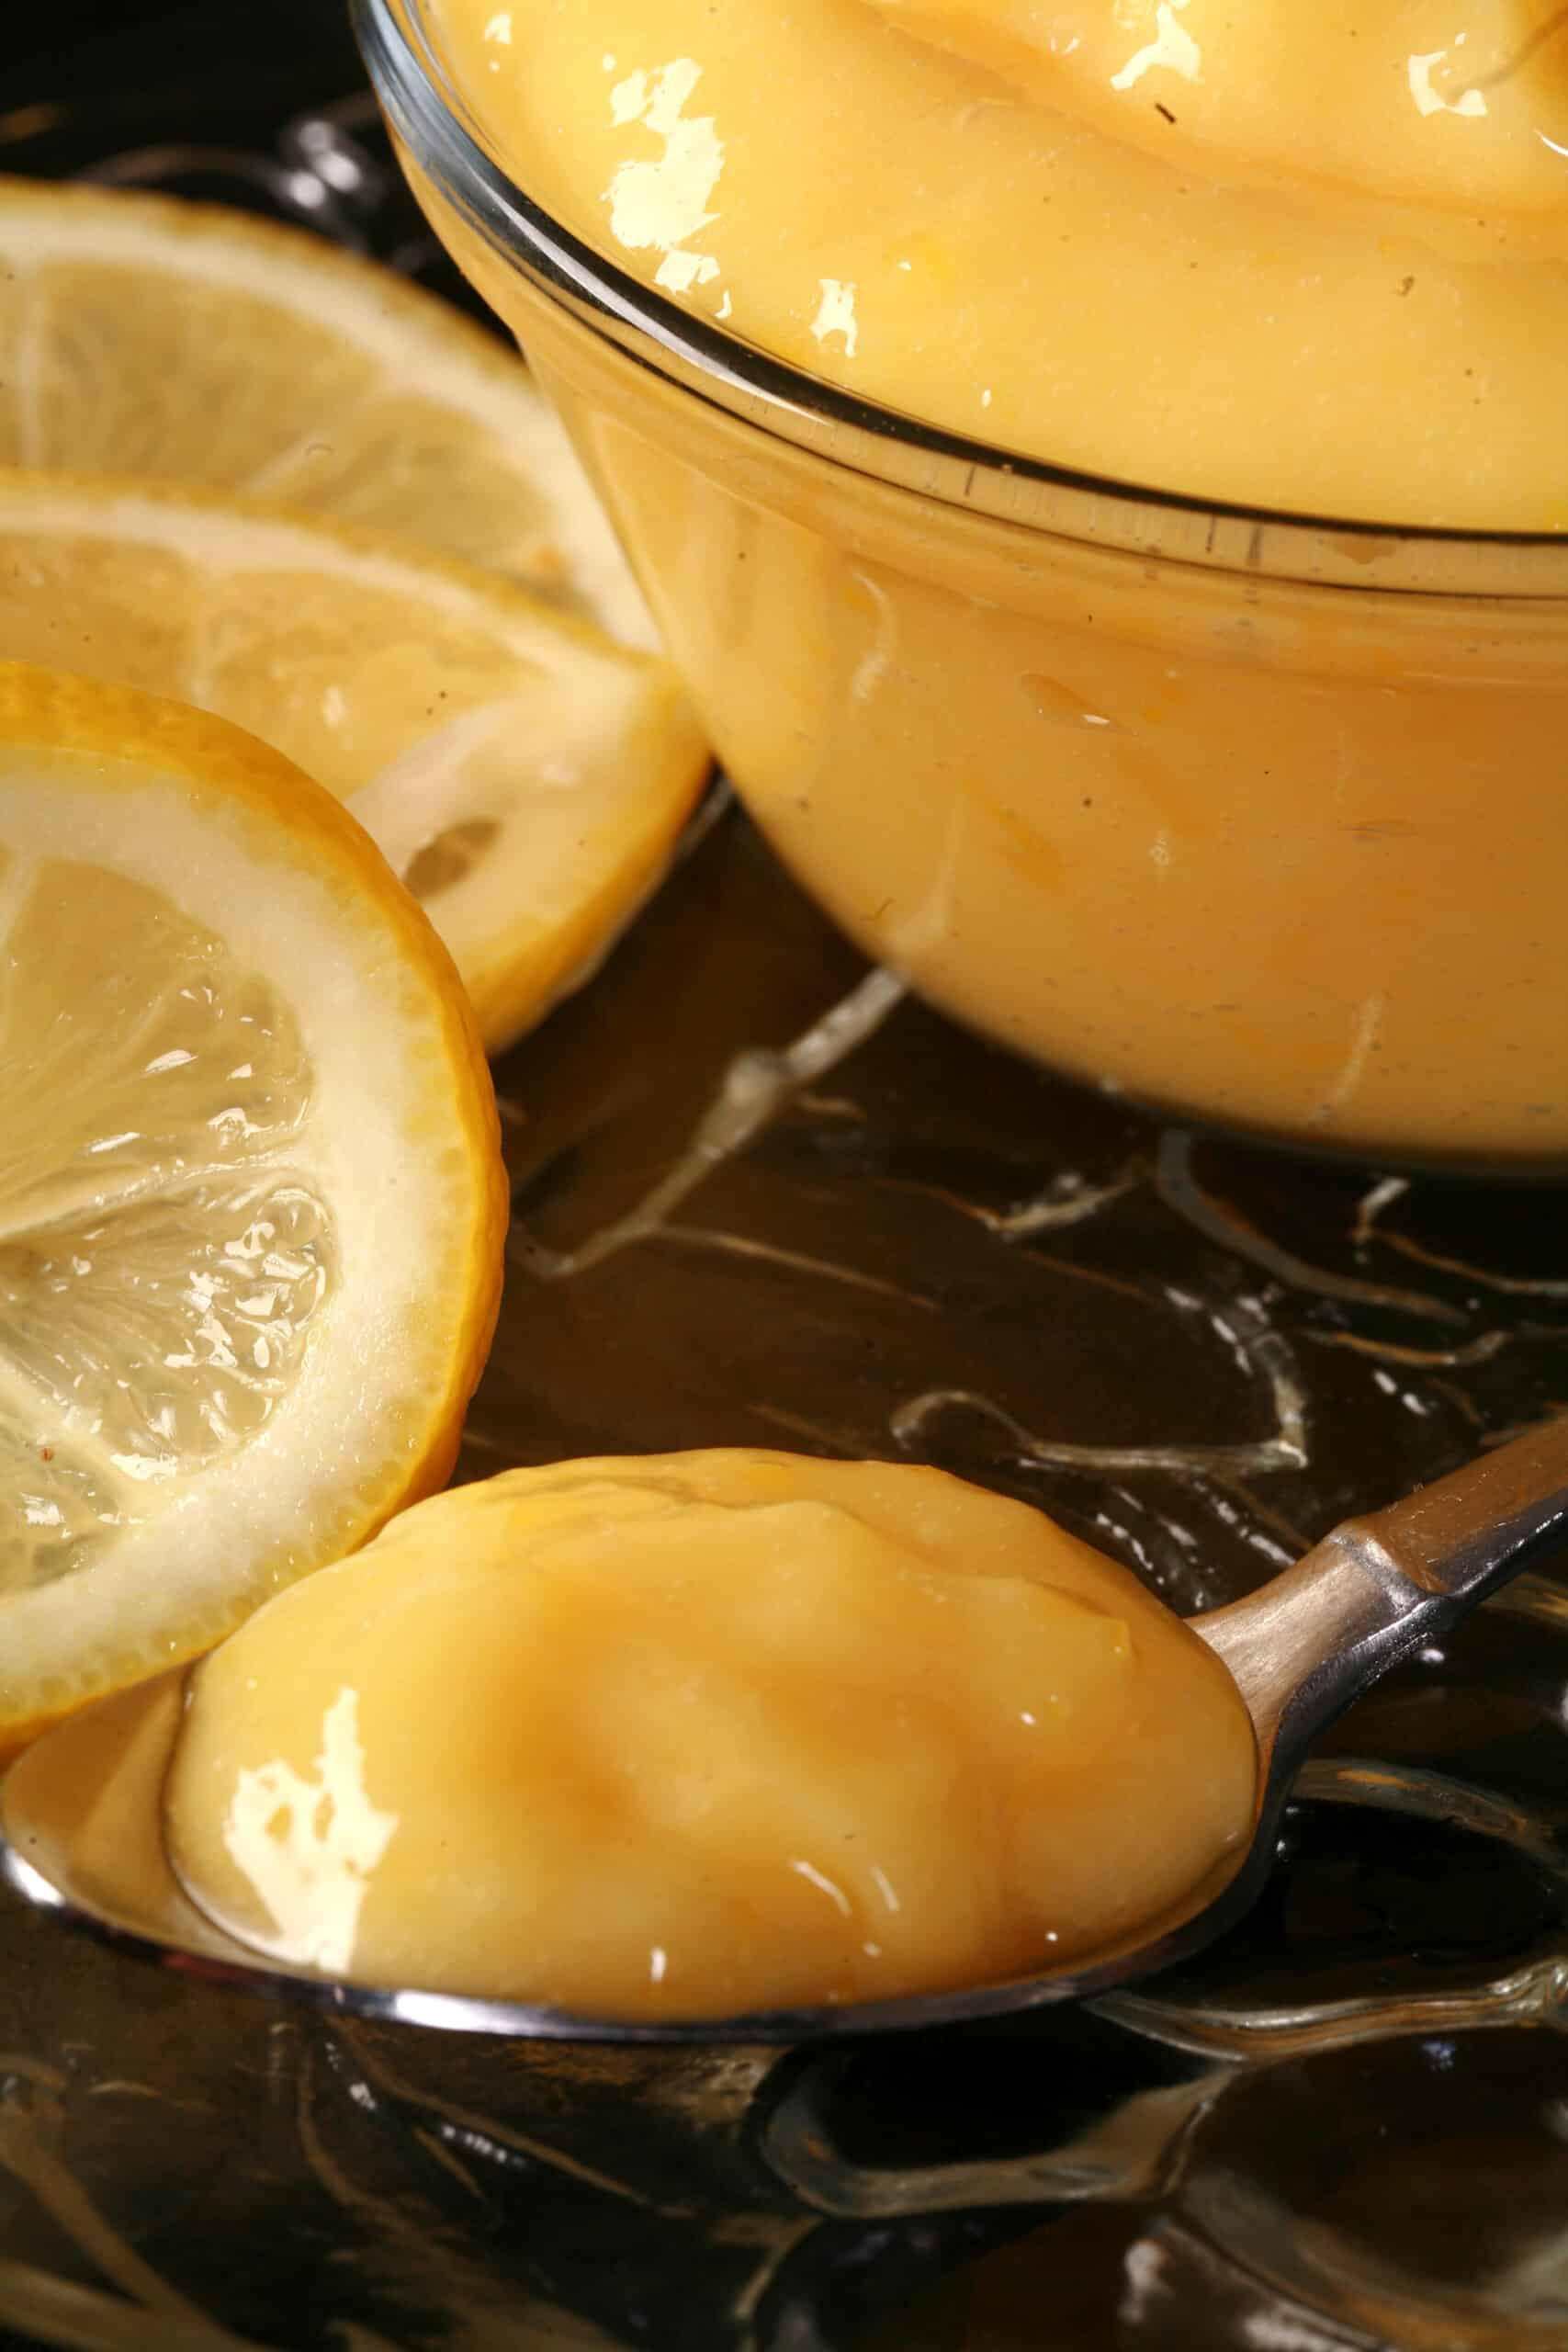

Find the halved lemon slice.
xmin=0 ymin=662 xmax=506 ymax=1754
xmin=0 ymin=175 xmax=652 ymax=646
xmin=0 ymin=471 xmax=709 ymax=1054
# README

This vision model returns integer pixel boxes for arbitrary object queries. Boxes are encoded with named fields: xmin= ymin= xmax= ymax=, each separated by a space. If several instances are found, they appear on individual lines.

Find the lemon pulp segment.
xmin=0 ymin=474 xmax=710 ymax=1052
xmin=0 ymin=175 xmax=651 ymax=643
xmin=0 ymin=665 xmax=505 ymax=1742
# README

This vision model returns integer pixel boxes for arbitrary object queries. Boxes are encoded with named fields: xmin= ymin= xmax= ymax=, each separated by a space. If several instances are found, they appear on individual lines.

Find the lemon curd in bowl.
xmin=358 ymin=0 xmax=1568 ymax=1166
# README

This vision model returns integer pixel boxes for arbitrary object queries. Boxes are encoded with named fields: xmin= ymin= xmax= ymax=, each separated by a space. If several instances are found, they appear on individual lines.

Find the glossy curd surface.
xmin=164 ymin=1451 xmax=1256 ymax=2018
xmin=431 ymin=0 xmax=1568 ymax=527
xmin=393 ymin=0 xmax=1568 ymax=1162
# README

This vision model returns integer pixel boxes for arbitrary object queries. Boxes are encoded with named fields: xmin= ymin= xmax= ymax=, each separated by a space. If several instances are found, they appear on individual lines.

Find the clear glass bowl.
xmin=355 ymin=0 xmax=1568 ymax=1170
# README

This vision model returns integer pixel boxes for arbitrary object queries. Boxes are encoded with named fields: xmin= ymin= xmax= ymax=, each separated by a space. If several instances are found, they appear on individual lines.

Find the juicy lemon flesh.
xmin=0 ymin=665 xmax=505 ymax=1750
xmin=0 ymin=474 xmax=709 ymax=1052
xmin=0 ymin=176 xmax=652 ymax=645
xmin=0 ymin=857 xmax=330 ymax=1598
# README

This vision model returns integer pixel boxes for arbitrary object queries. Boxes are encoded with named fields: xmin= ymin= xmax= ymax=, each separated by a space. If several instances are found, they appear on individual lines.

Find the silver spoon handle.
xmin=1356 ymin=1414 xmax=1568 ymax=1602
xmin=1196 ymin=1416 xmax=1568 ymax=1765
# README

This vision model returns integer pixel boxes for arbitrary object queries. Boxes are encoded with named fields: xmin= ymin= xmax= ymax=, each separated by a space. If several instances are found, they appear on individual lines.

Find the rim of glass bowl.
xmin=355 ymin=0 xmax=1568 ymax=604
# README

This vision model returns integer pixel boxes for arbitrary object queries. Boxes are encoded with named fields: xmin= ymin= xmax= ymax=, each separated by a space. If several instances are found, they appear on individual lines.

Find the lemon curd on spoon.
xmin=164 ymin=1452 xmax=1256 ymax=2018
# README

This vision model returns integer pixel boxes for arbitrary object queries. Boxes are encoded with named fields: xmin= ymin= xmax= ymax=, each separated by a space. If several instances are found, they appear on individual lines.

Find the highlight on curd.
xmin=164 ymin=1451 xmax=1257 ymax=2017
xmin=427 ymin=0 xmax=1568 ymax=527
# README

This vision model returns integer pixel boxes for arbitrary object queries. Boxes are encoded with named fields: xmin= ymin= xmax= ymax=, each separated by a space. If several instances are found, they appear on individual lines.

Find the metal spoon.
xmin=4 ymin=1418 xmax=1567 ymax=2043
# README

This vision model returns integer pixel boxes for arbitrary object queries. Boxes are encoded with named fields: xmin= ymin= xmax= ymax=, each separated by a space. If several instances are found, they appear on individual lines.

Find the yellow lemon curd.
xmin=164 ymin=1453 xmax=1256 ymax=2017
xmin=438 ymin=0 xmax=1568 ymax=526
xmin=403 ymin=0 xmax=1568 ymax=1159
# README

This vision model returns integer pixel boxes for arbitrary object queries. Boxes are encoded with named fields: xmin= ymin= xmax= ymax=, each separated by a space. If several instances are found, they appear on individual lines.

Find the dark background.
xmin=6 ymin=0 xmax=358 ymax=107
xmin=5 ymin=2 xmax=367 ymax=187
xmin=2 ymin=1 xmax=484 ymax=311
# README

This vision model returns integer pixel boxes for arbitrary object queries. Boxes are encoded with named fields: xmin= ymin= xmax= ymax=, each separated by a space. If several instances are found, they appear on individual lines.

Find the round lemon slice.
xmin=0 ymin=471 xmax=710 ymax=1054
xmin=0 ymin=662 xmax=506 ymax=1754
xmin=0 ymin=175 xmax=652 ymax=647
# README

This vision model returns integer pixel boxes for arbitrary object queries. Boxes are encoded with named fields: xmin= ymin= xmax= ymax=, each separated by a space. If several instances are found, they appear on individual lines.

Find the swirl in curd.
xmin=431 ymin=0 xmax=1568 ymax=526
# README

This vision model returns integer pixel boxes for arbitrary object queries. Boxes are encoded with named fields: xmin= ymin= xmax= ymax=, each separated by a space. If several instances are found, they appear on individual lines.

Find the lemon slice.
xmin=0 ymin=662 xmax=506 ymax=1754
xmin=0 ymin=470 xmax=709 ymax=1053
xmin=0 ymin=175 xmax=652 ymax=647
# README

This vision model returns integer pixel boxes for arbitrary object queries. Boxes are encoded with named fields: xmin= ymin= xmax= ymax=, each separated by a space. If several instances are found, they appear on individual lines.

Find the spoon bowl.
xmin=5 ymin=1419 xmax=1567 ymax=2041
